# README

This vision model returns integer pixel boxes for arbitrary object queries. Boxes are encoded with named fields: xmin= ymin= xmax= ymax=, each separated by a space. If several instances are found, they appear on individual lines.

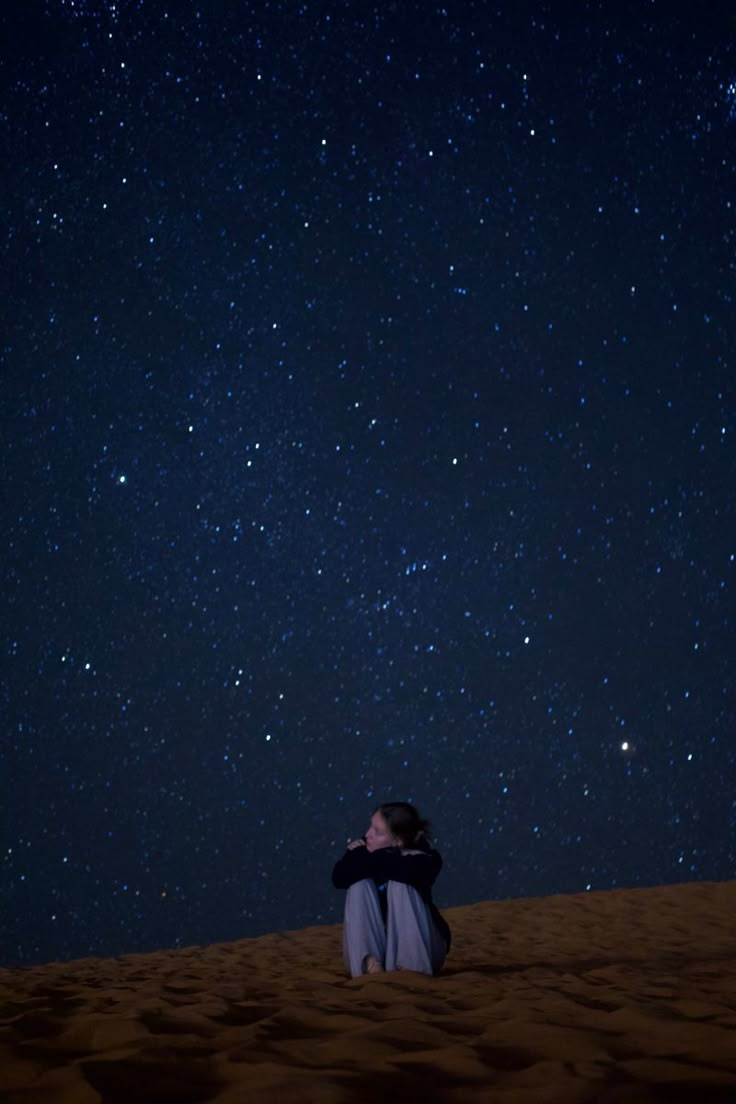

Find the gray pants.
xmin=342 ymin=878 xmax=447 ymax=977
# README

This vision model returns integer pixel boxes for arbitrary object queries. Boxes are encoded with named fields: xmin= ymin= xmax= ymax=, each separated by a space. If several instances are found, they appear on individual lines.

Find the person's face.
xmin=365 ymin=811 xmax=399 ymax=852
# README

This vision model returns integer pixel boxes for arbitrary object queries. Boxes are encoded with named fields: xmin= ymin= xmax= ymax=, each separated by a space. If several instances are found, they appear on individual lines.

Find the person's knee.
xmin=346 ymin=878 xmax=376 ymax=899
xmin=386 ymin=880 xmax=421 ymax=898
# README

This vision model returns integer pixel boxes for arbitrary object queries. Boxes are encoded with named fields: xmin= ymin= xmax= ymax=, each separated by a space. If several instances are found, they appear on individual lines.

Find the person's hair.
xmin=376 ymin=801 xmax=433 ymax=849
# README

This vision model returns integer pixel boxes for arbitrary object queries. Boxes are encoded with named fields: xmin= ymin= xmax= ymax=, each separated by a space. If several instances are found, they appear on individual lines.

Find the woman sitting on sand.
xmin=332 ymin=801 xmax=451 ymax=977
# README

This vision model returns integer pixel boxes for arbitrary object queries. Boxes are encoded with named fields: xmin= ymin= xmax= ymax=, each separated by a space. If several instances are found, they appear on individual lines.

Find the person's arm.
xmin=332 ymin=846 xmax=442 ymax=891
xmin=331 ymin=844 xmax=374 ymax=888
xmin=367 ymin=847 xmax=442 ymax=890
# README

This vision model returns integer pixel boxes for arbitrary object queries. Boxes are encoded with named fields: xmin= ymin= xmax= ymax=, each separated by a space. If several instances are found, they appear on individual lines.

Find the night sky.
xmin=3 ymin=0 xmax=735 ymax=968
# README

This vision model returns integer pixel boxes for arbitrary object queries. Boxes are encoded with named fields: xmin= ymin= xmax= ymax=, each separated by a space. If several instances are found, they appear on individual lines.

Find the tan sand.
xmin=1 ymin=880 xmax=735 ymax=1103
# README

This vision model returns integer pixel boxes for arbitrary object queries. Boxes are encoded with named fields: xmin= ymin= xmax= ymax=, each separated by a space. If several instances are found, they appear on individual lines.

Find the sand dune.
xmin=1 ymin=881 xmax=735 ymax=1102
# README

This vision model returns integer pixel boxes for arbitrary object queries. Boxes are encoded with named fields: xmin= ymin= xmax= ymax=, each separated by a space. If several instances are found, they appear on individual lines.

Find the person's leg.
xmin=342 ymin=879 xmax=388 ymax=977
xmin=384 ymin=881 xmax=448 ymax=975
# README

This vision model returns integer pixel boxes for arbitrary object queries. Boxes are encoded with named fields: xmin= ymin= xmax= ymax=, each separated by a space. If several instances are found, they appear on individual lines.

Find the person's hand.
xmin=347 ymin=838 xmax=366 ymax=850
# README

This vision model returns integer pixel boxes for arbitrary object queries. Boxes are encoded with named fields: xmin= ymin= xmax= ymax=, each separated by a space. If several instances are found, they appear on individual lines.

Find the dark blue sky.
xmin=3 ymin=0 xmax=735 ymax=966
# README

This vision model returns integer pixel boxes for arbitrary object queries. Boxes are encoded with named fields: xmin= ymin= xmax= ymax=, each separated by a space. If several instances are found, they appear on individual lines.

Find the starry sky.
xmin=3 ymin=0 xmax=735 ymax=967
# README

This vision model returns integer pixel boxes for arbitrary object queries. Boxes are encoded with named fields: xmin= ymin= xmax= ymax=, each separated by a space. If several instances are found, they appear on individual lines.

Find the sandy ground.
xmin=1 ymin=880 xmax=735 ymax=1103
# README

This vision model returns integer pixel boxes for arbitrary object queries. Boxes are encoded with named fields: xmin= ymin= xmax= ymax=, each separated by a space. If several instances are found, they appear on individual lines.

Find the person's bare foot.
xmin=365 ymin=956 xmax=384 ymax=974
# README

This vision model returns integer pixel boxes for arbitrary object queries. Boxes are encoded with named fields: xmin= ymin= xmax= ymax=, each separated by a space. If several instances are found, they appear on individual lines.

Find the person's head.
xmin=364 ymin=801 xmax=432 ymax=852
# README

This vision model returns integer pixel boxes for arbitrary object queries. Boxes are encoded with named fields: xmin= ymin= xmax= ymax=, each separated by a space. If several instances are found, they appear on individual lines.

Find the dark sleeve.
xmin=332 ymin=847 xmax=442 ymax=891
